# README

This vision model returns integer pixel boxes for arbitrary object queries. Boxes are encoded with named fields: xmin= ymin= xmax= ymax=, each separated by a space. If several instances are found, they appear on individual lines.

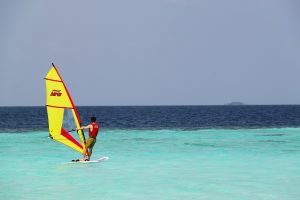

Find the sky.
xmin=0 ymin=0 xmax=300 ymax=106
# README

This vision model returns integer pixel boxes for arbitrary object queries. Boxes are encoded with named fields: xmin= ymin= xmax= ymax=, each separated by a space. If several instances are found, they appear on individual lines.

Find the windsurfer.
xmin=76 ymin=116 xmax=100 ymax=161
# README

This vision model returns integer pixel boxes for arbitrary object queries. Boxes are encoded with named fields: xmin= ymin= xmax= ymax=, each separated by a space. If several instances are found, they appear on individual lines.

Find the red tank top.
xmin=89 ymin=122 xmax=99 ymax=138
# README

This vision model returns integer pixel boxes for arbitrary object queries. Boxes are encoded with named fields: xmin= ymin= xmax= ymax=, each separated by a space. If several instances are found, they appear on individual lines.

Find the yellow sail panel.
xmin=47 ymin=106 xmax=64 ymax=135
xmin=45 ymin=65 xmax=86 ymax=154
xmin=52 ymin=134 xmax=83 ymax=153
xmin=47 ymin=107 xmax=84 ymax=153
xmin=46 ymin=67 xmax=62 ymax=81
xmin=45 ymin=78 xmax=73 ymax=108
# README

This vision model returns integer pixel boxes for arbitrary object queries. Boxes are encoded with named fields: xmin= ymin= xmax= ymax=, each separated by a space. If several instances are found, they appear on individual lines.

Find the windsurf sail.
xmin=45 ymin=63 xmax=86 ymax=153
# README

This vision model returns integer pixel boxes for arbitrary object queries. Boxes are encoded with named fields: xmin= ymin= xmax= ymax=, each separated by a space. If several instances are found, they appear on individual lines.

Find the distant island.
xmin=225 ymin=102 xmax=245 ymax=105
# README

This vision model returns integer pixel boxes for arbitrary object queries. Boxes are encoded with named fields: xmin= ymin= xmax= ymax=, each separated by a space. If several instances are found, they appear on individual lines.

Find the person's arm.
xmin=76 ymin=124 xmax=92 ymax=131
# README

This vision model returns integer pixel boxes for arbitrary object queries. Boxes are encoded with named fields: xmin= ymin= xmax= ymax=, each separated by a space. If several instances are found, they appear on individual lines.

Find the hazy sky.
xmin=1 ymin=0 xmax=300 ymax=106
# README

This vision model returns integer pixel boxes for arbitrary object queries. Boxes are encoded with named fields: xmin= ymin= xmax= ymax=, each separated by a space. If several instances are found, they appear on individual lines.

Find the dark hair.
xmin=91 ymin=116 xmax=96 ymax=122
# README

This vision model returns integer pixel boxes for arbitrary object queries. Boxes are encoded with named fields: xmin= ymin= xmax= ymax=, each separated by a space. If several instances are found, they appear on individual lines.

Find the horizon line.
xmin=1 ymin=104 xmax=300 ymax=107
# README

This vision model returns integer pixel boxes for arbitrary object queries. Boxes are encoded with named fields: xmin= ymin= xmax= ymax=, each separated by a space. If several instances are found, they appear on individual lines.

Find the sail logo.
xmin=50 ymin=90 xmax=62 ymax=97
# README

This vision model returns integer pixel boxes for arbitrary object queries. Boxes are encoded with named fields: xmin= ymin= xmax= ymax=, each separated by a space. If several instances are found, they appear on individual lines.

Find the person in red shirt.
xmin=76 ymin=116 xmax=100 ymax=161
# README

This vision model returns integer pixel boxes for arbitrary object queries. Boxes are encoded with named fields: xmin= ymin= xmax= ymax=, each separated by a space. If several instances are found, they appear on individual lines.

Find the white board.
xmin=68 ymin=156 xmax=109 ymax=164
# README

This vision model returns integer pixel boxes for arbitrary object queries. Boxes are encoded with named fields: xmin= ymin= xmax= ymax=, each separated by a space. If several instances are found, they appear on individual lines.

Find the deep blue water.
xmin=1 ymin=105 xmax=300 ymax=132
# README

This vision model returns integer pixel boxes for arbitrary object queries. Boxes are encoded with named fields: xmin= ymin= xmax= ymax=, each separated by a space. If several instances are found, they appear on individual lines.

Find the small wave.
xmin=184 ymin=142 xmax=220 ymax=148
xmin=260 ymin=140 xmax=287 ymax=143
xmin=259 ymin=134 xmax=285 ymax=137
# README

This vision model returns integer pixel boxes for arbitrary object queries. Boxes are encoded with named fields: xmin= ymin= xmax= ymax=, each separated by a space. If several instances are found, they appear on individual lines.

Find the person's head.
xmin=91 ymin=116 xmax=96 ymax=122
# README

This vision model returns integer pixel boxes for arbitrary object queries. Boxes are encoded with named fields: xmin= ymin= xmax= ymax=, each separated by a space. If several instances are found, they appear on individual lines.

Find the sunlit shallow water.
xmin=0 ymin=128 xmax=299 ymax=200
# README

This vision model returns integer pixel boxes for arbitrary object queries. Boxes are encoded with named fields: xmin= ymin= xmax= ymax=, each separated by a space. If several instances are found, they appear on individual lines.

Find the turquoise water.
xmin=0 ymin=128 xmax=300 ymax=200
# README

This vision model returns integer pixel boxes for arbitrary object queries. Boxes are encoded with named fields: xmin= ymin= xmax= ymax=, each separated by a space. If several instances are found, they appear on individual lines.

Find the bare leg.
xmin=81 ymin=147 xmax=88 ymax=161
xmin=87 ymin=148 xmax=92 ymax=161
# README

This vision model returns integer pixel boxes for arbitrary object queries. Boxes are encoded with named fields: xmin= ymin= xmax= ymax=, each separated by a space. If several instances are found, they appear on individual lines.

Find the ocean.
xmin=0 ymin=106 xmax=300 ymax=200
